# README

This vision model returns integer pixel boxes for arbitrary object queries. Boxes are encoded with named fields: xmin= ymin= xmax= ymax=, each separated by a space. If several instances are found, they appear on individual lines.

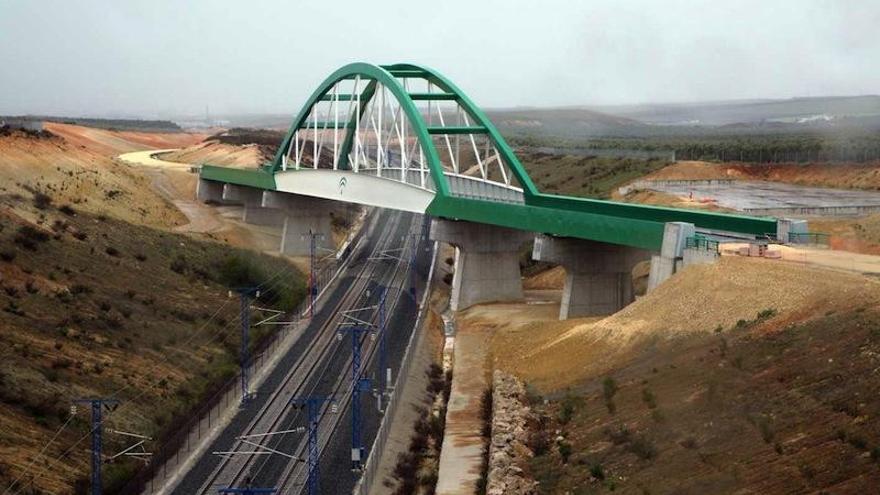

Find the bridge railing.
xmin=685 ymin=235 xmax=721 ymax=253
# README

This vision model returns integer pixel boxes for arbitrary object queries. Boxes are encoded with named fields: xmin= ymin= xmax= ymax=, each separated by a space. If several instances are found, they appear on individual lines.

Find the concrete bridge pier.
xmin=221 ymin=184 xmax=286 ymax=227
xmin=533 ymin=235 xmax=650 ymax=320
xmin=196 ymin=178 xmax=235 ymax=204
xmin=430 ymin=219 xmax=533 ymax=311
xmin=262 ymin=191 xmax=335 ymax=256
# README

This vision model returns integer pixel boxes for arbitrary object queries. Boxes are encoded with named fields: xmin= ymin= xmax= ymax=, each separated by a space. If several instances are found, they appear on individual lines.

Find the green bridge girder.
xmin=200 ymin=62 xmax=778 ymax=251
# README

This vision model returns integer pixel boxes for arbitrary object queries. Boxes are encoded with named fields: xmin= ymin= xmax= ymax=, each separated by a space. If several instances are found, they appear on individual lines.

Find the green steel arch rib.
xmin=270 ymin=62 xmax=452 ymax=197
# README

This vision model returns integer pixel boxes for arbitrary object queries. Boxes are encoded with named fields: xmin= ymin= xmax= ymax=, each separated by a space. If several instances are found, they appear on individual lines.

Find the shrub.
xmin=72 ymin=230 xmax=87 ymax=241
xmin=134 ymin=253 xmax=147 ymax=262
xmin=170 ymin=255 xmax=188 ymax=274
xmin=528 ymin=429 xmax=550 ymax=456
xmin=680 ymin=437 xmax=698 ymax=449
xmin=757 ymin=308 xmax=777 ymax=320
xmin=642 ymin=388 xmax=657 ymax=409
xmin=70 ymin=284 xmax=92 ymax=295
xmin=628 ymin=434 xmax=657 ymax=460
xmin=105 ymin=246 xmax=120 ymax=257
xmin=0 ymin=250 xmax=15 ymax=262
xmin=558 ymin=394 xmax=582 ymax=425
xmin=607 ymin=426 xmax=631 ymax=445
xmin=603 ymin=377 xmax=618 ymax=401
xmin=14 ymin=225 xmax=50 ymax=250
xmin=33 ymin=191 xmax=53 ymax=210
xmin=558 ymin=440 xmax=573 ymax=463
xmin=589 ymin=463 xmax=606 ymax=480
xmin=58 ymin=204 xmax=76 ymax=216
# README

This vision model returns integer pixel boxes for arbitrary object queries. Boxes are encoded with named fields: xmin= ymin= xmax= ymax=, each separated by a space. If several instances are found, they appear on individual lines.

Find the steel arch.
xmin=269 ymin=62 xmax=536 ymax=200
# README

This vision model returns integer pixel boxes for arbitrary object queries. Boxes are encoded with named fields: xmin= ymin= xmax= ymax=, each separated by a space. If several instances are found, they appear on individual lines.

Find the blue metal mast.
xmin=74 ymin=398 xmax=119 ymax=495
xmin=233 ymin=287 xmax=259 ymax=405
xmin=291 ymin=396 xmax=334 ymax=495
xmin=337 ymin=325 xmax=372 ymax=470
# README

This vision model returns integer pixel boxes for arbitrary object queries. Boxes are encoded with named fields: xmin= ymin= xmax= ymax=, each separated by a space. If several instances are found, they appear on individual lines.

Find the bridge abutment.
xmin=647 ymin=222 xmax=698 ymax=292
xmin=263 ymin=191 xmax=335 ymax=256
xmin=533 ymin=235 xmax=650 ymax=320
xmin=430 ymin=219 xmax=533 ymax=311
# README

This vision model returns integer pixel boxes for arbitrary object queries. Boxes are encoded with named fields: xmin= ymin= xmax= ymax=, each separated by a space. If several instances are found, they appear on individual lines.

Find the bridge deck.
xmin=200 ymin=165 xmax=777 ymax=251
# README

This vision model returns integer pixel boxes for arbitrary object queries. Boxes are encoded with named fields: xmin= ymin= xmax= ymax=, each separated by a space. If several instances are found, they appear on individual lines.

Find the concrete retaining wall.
xmin=745 ymin=205 xmax=880 ymax=217
xmin=618 ymin=179 xmax=735 ymax=196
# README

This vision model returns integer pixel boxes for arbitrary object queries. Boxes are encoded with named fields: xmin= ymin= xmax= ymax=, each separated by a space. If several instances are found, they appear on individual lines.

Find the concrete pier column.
xmin=533 ymin=235 xmax=650 ymax=320
xmin=647 ymin=222 xmax=695 ymax=292
xmin=196 ymin=178 xmax=226 ymax=203
xmin=221 ymin=184 xmax=286 ymax=227
xmin=429 ymin=219 xmax=533 ymax=311
xmin=263 ymin=191 xmax=335 ymax=256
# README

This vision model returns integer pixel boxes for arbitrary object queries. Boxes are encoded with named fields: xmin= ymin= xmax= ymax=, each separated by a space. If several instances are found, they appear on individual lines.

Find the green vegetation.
xmin=603 ymin=376 xmax=618 ymax=414
xmin=518 ymin=151 xmax=669 ymax=199
xmin=508 ymin=129 xmax=880 ymax=164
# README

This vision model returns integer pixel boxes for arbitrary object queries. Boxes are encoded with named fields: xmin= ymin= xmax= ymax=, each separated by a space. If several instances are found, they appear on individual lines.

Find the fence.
xmin=121 ymin=255 xmax=340 ymax=495
xmin=789 ymin=232 xmax=830 ymax=246
xmin=685 ymin=236 xmax=720 ymax=253
xmin=354 ymin=239 xmax=439 ymax=495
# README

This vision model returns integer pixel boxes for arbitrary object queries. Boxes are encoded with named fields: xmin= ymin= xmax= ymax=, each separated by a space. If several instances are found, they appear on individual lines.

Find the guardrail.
xmin=789 ymin=232 xmax=830 ymax=246
xmin=685 ymin=236 xmax=720 ymax=253
xmin=354 ymin=233 xmax=439 ymax=495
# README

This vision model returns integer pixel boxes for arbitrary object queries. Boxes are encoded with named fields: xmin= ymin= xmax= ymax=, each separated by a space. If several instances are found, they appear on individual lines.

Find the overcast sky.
xmin=0 ymin=0 xmax=877 ymax=118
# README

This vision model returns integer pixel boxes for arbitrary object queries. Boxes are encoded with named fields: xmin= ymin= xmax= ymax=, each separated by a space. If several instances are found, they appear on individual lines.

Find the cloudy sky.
xmin=0 ymin=0 xmax=877 ymax=117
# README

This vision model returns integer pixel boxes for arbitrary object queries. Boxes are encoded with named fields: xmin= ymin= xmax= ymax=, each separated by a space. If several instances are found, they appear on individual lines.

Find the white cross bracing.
xmin=280 ymin=75 xmax=523 ymax=201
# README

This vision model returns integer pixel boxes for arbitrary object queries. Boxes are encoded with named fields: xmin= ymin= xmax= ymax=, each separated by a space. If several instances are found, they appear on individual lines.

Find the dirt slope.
xmin=490 ymin=256 xmax=880 ymax=393
xmin=160 ymin=141 xmax=269 ymax=168
xmin=0 ymin=124 xmax=208 ymax=228
xmin=0 ymin=125 xmax=308 ymax=493
xmin=477 ymin=256 xmax=880 ymax=494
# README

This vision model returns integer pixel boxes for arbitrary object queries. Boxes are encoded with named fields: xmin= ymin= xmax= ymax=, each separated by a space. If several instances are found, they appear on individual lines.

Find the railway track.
xmin=185 ymin=209 xmax=417 ymax=493
xmin=273 ymin=215 xmax=420 ymax=493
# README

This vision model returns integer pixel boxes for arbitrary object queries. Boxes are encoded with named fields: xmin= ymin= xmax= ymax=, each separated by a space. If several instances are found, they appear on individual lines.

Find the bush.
xmin=558 ymin=394 xmax=582 ymax=425
xmin=558 ymin=440 xmax=573 ymax=463
xmin=33 ymin=191 xmax=53 ymax=210
xmin=58 ymin=204 xmax=76 ymax=216
xmin=215 ymin=254 xmax=305 ymax=311
xmin=642 ymin=388 xmax=657 ymax=409
xmin=589 ymin=463 xmax=606 ymax=480
xmin=603 ymin=376 xmax=618 ymax=414
xmin=0 ymin=250 xmax=15 ymax=262
xmin=628 ymin=434 xmax=657 ymax=460
xmin=14 ymin=225 xmax=50 ymax=250
xmin=603 ymin=376 xmax=618 ymax=401
xmin=170 ymin=255 xmax=188 ymax=274
xmin=105 ymin=246 xmax=120 ymax=257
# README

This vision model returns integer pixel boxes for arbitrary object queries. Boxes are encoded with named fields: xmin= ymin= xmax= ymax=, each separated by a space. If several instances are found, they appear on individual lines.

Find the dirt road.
xmin=118 ymin=149 xmax=226 ymax=234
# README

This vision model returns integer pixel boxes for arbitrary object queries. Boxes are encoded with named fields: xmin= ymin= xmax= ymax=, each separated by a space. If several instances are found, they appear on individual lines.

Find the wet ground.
xmin=646 ymin=180 xmax=880 ymax=212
